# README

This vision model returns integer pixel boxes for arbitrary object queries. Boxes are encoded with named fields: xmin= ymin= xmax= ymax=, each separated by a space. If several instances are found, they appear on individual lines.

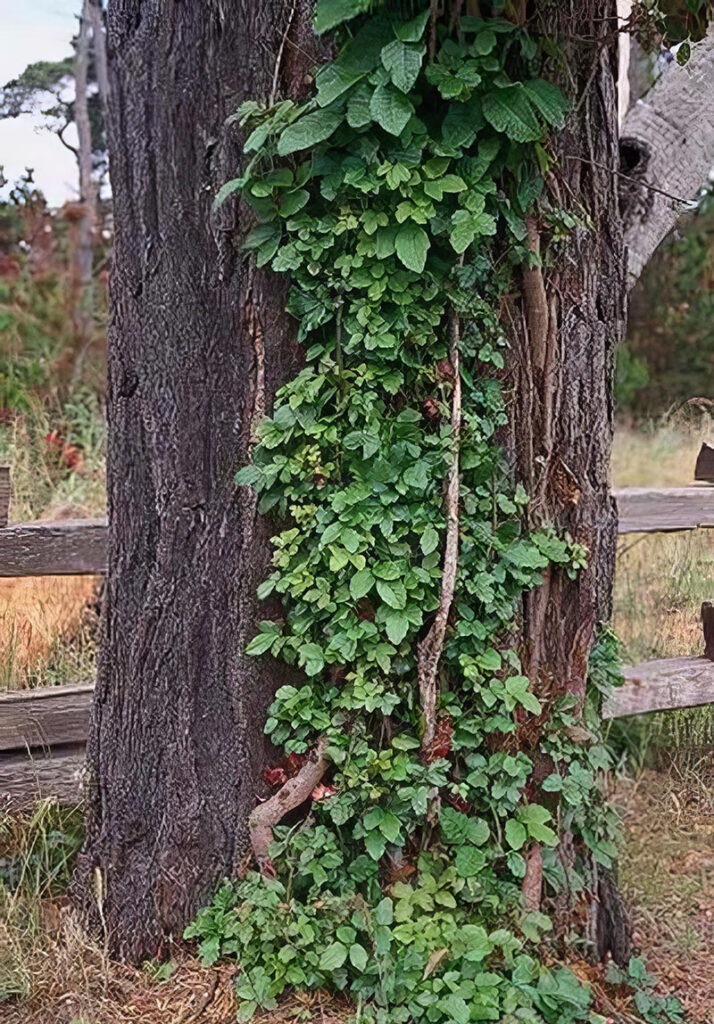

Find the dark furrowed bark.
xmin=72 ymin=0 xmax=319 ymax=962
xmin=508 ymin=1 xmax=629 ymax=961
xmin=511 ymin=1 xmax=624 ymax=703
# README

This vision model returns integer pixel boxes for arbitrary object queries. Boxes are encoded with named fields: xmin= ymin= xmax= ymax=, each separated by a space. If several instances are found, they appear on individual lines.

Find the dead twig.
xmin=522 ymin=842 xmax=543 ymax=912
xmin=417 ymin=309 xmax=461 ymax=750
xmin=249 ymin=737 xmax=329 ymax=876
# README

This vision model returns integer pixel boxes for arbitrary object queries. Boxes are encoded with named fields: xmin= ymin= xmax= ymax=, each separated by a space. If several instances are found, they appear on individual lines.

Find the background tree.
xmin=73 ymin=0 xmax=714 ymax=965
xmin=0 ymin=0 xmax=109 ymax=372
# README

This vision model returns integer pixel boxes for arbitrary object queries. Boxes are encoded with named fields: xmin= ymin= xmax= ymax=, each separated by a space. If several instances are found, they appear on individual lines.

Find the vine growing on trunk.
xmin=185 ymin=3 xmax=676 ymax=1022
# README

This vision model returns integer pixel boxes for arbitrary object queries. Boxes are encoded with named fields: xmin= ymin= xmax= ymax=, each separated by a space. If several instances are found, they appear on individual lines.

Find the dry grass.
xmin=0 ymin=888 xmax=349 ymax=1024
xmin=0 ymin=576 xmax=99 ymax=690
xmin=613 ymin=765 xmax=714 ymax=1024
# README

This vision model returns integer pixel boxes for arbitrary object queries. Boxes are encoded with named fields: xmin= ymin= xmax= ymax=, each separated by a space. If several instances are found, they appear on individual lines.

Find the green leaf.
xmin=277 ymin=109 xmax=343 ymax=156
xmin=349 ymin=943 xmax=368 ymax=971
xmin=316 ymin=63 xmax=364 ymax=107
xmin=365 ymin=830 xmax=387 ymax=860
xmin=394 ymin=8 xmax=430 ymax=42
xmin=472 ymin=28 xmax=497 ymax=55
xmin=235 ymin=464 xmax=261 ymax=486
xmin=370 ymin=84 xmax=413 ymax=136
xmin=237 ymin=1000 xmax=257 ymax=1023
xmin=455 ymin=845 xmax=485 ymax=878
xmin=314 ymin=0 xmax=368 ymax=34
xmin=439 ymin=994 xmax=470 ymax=1024
xmin=523 ymin=79 xmax=570 ymax=128
xmin=347 ymin=84 xmax=373 ymax=128
xmin=385 ymin=611 xmax=409 ymax=645
xmin=420 ymin=525 xmax=439 ymax=555
xmin=395 ymin=223 xmax=429 ymax=273
xmin=298 ymin=642 xmax=325 ymax=676
xmin=461 ymin=924 xmax=493 ymax=961
xmin=363 ymin=806 xmax=385 ymax=830
xmin=505 ymin=819 xmax=527 ymax=850
xmin=519 ymin=690 xmax=542 ymax=715
xmin=441 ymin=807 xmax=489 ymax=846
xmin=319 ymin=941 xmax=347 ymax=971
xmin=518 ymin=804 xmax=558 ymax=846
xmin=379 ymin=810 xmax=402 ymax=842
xmin=482 ymin=84 xmax=542 ymax=143
xmin=375 ymin=897 xmax=393 ymax=925
xmin=376 ymin=579 xmax=407 ymax=609
xmin=244 ymin=222 xmax=281 ymax=251
xmin=245 ymin=626 xmax=279 ymax=656
xmin=449 ymin=209 xmax=496 ymax=254
xmin=350 ymin=568 xmax=374 ymax=600
xmin=380 ymin=40 xmax=424 ymax=94
xmin=279 ymin=189 xmax=310 ymax=216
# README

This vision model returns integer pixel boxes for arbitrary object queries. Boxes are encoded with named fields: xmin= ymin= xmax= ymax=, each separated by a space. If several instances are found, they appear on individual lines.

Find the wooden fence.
xmin=1 ymin=445 xmax=713 ymax=806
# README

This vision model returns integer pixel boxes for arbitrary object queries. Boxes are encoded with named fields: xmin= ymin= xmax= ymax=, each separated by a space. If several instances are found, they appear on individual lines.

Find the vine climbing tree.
xmin=74 ymin=1 xmax=710 ymax=1014
xmin=187 ymin=2 xmax=632 ymax=1018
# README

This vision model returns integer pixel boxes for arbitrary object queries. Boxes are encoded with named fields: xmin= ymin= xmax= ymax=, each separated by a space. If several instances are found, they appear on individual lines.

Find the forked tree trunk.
xmin=72 ymin=0 xmax=319 ymax=961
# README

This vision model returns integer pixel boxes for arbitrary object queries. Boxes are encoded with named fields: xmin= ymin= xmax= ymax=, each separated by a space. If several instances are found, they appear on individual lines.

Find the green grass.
xmin=611 ymin=417 xmax=714 ymax=768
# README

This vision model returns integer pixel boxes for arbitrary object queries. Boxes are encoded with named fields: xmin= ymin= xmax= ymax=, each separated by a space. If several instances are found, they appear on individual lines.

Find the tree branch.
xmin=249 ymin=737 xmax=328 ymax=876
xmin=622 ymin=25 xmax=714 ymax=288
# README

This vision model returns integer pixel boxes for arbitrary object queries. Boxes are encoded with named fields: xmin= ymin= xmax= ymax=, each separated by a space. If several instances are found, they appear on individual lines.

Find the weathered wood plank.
xmin=0 ymin=518 xmax=107 ymax=576
xmin=614 ymin=486 xmax=714 ymax=534
xmin=0 ymin=745 xmax=86 ymax=808
xmin=603 ymin=657 xmax=714 ymax=719
xmin=695 ymin=442 xmax=714 ymax=483
xmin=0 ymin=682 xmax=94 ymax=753
xmin=0 ymin=467 xmax=9 ymax=529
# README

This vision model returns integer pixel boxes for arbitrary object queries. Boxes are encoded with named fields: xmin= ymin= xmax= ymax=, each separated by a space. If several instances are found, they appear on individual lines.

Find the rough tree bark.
xmin=508 ymin=1 xmax=628 ymax=960
xmin=514 ymin=1 xmax=623 ymax=702
xmin=72 ymin=0 xmax=321 ymax=961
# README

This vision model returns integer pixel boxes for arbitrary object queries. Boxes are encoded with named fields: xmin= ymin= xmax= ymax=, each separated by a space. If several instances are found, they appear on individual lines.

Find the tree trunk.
xmin=509 ymin=1 xmax=628 ymax=960
xmin=515 ymin=0 xmax=623 ymax=693
xmin=72 ymin=0 xmax=320 ymax=962
xmin=70 ymin=1 xmax=97 ymax=371
xmin=621 ymin=24 xmax=714 ymax=287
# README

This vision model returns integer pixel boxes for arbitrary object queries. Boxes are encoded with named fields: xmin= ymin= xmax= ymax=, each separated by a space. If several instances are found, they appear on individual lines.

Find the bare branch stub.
xmin=249 ymin=736 xmax=329 ymax=876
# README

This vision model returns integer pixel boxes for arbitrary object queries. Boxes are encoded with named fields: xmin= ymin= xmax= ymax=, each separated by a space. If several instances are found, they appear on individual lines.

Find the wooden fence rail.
xmin=0 ymin=485 xmax=711 ymax=579
xmin=0 ymin=519 xmax=107 ymax=576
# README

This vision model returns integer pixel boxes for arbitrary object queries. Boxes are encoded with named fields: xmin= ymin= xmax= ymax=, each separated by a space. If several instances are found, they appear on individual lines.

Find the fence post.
xmin=0 ymin=467 xmax=10 ymax=528
xmin=703 ymin=601 xmax=714 ymax=661
xmin=695 ymin=442 xmax=714 ymax=483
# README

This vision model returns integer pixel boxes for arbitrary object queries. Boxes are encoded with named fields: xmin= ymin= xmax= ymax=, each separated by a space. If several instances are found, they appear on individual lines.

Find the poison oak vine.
xmin=185 ymin=3 xmax=640 ymax=1022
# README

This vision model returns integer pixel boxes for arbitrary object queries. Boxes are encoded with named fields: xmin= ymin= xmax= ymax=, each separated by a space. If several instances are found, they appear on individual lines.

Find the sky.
xmin=0 ymin=0 xmax=82 ymax=206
